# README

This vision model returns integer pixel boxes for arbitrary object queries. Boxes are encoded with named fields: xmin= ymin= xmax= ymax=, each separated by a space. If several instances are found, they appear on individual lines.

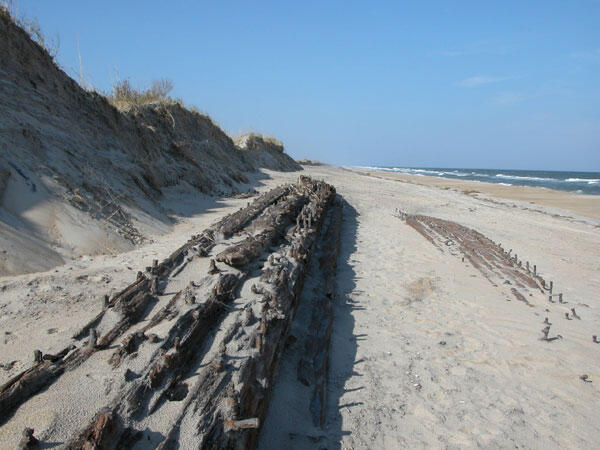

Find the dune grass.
xmin=1 ymin=0 xmax=60 ymax=59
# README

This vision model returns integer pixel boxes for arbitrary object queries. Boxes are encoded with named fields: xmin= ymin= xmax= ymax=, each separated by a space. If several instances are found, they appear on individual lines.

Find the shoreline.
xmin=345 ymin=167 xmax=600 ymax=220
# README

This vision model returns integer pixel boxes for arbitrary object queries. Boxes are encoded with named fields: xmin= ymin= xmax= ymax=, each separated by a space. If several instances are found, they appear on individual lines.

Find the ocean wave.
xmin=440 ymin=171 xmax=470 ymax=177
xmin=565 ymin=178 xmax=600 ymax=183
xmin=495 ymin=174 xmax=555 ymax=182
xmin=353 ymin=166 xmax=599 ymax=194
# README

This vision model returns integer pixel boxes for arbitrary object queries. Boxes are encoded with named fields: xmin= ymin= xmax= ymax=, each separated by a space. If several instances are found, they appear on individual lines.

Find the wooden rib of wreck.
xmin=0 ymin=183 xmax=300 ymax=426
xmin=401 ymin=212 xmax=547 ymax=291
xmin=62 ymin=176 xmax=338 ymax=449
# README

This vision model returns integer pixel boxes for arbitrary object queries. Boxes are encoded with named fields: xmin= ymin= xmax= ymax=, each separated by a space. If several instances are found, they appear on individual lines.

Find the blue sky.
xmin=14 ymin=1 xmax=600 ymax=170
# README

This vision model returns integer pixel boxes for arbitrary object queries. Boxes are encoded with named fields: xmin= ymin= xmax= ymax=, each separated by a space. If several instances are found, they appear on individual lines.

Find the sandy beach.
xmin=1 ymin=165 xmax=599 ymax=448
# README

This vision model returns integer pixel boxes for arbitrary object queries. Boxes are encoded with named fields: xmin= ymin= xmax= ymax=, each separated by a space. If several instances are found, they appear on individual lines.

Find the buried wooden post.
xmin=541 ymin=325 xmax=550 ymax=340
xmin=33 ymin=350 xmax=43 ymax=364
xmin=559 ymin=293 xmax=563 ymax=303
xmin=88 ymin=328 xmax=97 ymax=350
xmin=151 ymin=276 xmax=159 ymax=295
xmin=18 ymin=428 xmax=38 ymax=449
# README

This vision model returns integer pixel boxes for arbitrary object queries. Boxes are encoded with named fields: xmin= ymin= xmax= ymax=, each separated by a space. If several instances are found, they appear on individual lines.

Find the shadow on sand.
xmin=325 ymin=199 xmax=361 ymax=448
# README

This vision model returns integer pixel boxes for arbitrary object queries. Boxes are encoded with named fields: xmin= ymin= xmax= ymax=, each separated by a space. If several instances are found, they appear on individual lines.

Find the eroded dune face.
xmin=0 ymin=12 xmax=301 ymax=276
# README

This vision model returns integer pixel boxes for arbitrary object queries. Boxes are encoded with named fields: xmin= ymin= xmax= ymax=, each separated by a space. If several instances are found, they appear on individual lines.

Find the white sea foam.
xmin=565 ymin=178 xmax=600 ymax=183
xmin=352 ymin=166 xmax=599 ymax=194
xmin=495 ymin=174 xmax=554 ymax=182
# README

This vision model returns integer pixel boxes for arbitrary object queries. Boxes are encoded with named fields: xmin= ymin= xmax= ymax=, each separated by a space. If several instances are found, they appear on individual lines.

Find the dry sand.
xmin=1 ymin=166 xmax=599 ymax=448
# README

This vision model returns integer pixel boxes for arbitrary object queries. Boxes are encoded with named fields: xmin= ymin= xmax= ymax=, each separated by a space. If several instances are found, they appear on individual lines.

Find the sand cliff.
xmin=0 ymin=12 xmax=300 ymax=276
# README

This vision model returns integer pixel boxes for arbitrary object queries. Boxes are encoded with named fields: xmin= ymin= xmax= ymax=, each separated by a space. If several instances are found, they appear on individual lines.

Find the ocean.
xmin=357 ymin=167 xmax=600 ymax=195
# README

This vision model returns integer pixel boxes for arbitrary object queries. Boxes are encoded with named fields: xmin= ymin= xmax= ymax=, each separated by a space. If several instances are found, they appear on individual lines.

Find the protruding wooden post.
xmin=88 ymin=328 xmax=97 ymax=350
xmin=526 ymin=261 xmax=529 ymax=272
xmin=533 ymin=265 xmax=537 ymax=275
xmin=18 ymin=427 xmax=38 ymax=449
xmin=33 ymin=350 xmax=43 ymax=363
xmin=549 ymin=281 xmax=553 ymax=294
xmin=541 ymin=326 xmax=550 ymax=340
xmin=559 ymin=293 xmax=563 ymax=303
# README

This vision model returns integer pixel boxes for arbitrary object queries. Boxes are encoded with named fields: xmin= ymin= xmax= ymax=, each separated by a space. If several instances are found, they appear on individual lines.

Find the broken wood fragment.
xmin=223 ymin=418 xmax=260 ymax=432
xmin=17 ymin=427 xmax=38 ymax=449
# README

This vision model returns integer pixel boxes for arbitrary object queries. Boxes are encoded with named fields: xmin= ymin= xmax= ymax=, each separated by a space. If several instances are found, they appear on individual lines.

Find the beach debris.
xmin=511 ymin=288 xmax=531 ymax=305
xmin=87 ymin=329 xmax=97 ymax=350
xmin=541 ymin=326 xmax=551 ymax=340
xmin=33 ymin=350 xmax=43 ymax=364
xmin=0 ymin=178 xmax=341 ymax=446
xmin=398 ymin=212 xmax=545 ymax=294
xmin=17 ymin=427 xmax=38 ymax=449
xmin=208 ymin=259 xmax=219 ymax=274
xmin=124 ymin=368 xmax=138 ymax=382
xmin=151 ymin=276 xmax=160 ymax=295
xmin=223 ymin=417 xmax=260 ymax=432
xmin=570 ymin=308 xmax=580 ymax=319
xmin=565 ymin=312 xmax=572 ymax=320
xmin=548 ymin=293 xmax=564 ymax=304
xmin=147 ymin=333 xmax=160 ymax=343
xmin=593 ymin=335 xmax=600 ymax=344
xmin=579 ymin=374 xmax=592 ymax=383
xmin=543 ymin=317 xmax=551 ymax=325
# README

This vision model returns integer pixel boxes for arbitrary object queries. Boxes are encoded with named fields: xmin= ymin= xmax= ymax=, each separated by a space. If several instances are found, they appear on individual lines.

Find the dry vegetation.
xmin=107 ymin=78 xmax=179 ymax=110
xmin=1 ymin=0 xmax=59 ymax=58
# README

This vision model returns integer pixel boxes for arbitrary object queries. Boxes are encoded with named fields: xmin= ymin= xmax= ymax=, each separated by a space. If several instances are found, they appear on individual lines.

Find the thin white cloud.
xmin=457 ymin=75 xmax=514 ymax=87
